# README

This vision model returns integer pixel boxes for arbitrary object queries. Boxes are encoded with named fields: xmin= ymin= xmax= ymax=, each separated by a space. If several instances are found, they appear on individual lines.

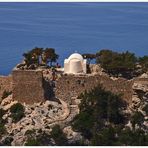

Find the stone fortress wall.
xmin=55 ymin=73 xmax=134 ymax=105
xmin=2 ymin=65 xmax=144 ymax=105
xmin=12 ymin=70 xmax=46 ymax=104
xmin=2 ymin=66 xmax=135 ymax=104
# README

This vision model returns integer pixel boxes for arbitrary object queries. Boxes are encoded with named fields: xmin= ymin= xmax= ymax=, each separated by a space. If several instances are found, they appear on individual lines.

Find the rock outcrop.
xmin=0 ymin=95 xmax=72 ymax=145
xmin=130 ymin=76 xmax=148 ymax=112
xmin=63 ymin=126 xmax=82 ymax=144
xmin=128 ymin=73 xmax=148 ymax=131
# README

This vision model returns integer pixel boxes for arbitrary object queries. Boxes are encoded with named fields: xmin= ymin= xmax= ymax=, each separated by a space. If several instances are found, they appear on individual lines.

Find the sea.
xmin=0 ymin=2 xmax=148 ymax=75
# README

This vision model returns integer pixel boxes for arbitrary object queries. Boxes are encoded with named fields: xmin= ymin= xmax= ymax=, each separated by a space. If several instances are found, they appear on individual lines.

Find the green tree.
xmin=96 ymin=49 xmax=115 ymax=69
xmin=119 ymin=128 xmax=148 ymax=146
xmin=0 ymin=108 xmax=7 ymax=139
xmin=72 ymin=85 xmax=125 ymax=142
xmin=138 ymin=55 xmax=148 ymax=72
xmin=72 ymin=110 xmax=94 ymax=139
xmin=82 ymin=53 xmax=96 ymax=64
xmin=118 ymin=127 xmax=134 ymax=145
xmin=143 ymin=104 xmax=148 ymax=114
xmin=0 ymin=108 xmax=6 ymax=137
xmin=91 ymin=126 xmax=117 ymax=146
xmin=22 ymin=47 xmax=59 ymax=68
xmin=1 ymin=91 xmax=12 ymax=100
xmin=0 ymin=124 xmax=6 ymax=137
xmin=10 ymin=103 xmax=25 ymax=123
xmin=107 ymin=94 xmax=125 ymax=124
xmin=96 ymin=49 xmax=137 ymax=78
xmin=0 ymin=108 xmax=5 ymax=119
xmin=25 ymin=139 xmax=41 ymax=146
xmin=1 ymin=137 xmax=13 ymax=146
xmin=43 ymin=48 xmax=59 ymax=66
xmin=23 ymin=52 xmax=33 ymax=67
xmin=25 ymin=129 xmax=52 ymax=146
xmin=50 ymin=125 xmax=68 ymax=146
xmin=131 ymin=111 xmax=144 ymax=129
xmin=30 ymin=47 xmax=43 ymax=65
xmin=132 ymin=129 xmax=148 ymax=146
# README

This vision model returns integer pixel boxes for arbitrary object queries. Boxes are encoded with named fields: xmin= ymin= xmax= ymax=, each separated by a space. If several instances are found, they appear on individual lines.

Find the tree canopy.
xmin=72 ymin=85 xmax=126 ymax=141
xmin=96 ymin=49 xmax=138 ymax=78
xmin=71 ymin=85 xmax=148 ymax=146
xmin=42 ymin=48 xmax=59 ymax=66
xmin=22 ymin=47 xmax=59 ymax=68
xmin=82 ymin=53 xmax=96 ymax=64
xmin=138 ymin=55 xmax=148 ymax=73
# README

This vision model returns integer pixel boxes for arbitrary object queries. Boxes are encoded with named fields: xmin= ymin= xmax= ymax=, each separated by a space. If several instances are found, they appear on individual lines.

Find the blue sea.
xmin=0 ymin=2 xmax=148 ymax=75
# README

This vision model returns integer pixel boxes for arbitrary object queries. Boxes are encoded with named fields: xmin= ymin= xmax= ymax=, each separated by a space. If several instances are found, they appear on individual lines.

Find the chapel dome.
xmin=64 ymin=52 xmax=87 ymax=74
xmin=68 ymin=53 xmax=83 ymax=61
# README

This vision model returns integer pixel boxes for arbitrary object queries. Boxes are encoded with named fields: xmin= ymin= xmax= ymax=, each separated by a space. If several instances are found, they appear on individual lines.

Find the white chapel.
xmin=64 ymin=53 xmax=87 ymax=74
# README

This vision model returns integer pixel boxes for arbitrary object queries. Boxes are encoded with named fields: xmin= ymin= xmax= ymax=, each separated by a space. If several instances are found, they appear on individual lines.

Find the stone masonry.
xmin=11 ymin=66 xmax=135 ymax=105
xmin=12 ymin=70 xmax=46 ymax=104
xmin=55 ymin=74 xmax=134 ymax=104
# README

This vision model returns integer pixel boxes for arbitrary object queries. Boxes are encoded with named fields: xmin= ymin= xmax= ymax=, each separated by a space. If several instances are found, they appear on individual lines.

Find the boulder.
xmin=63 ymin=126 xmax=82 ymax=143
xmin=89 ymin=64 xmax=103 ymax=74
xmin=132 ymin=83 xmax=148 ymax=92
xmin=140 ymin=73 xmax=148 ymax=78
xmin=3 ymin=101 xmax=18 ymax=111
xmin=1 ymin=95 xmax=13 ymax=106
xmin=11 ymin=135 xmax=26 ymax=146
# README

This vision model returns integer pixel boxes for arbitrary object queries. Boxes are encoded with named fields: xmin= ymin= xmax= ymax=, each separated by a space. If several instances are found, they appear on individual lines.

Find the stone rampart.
xmin=11 ymin=67 xmax=139 ymax=105
xmin=12 ymin=70 xmax=46 ymax=104
xmin=55 ymin=74 xmax=134 ymax=104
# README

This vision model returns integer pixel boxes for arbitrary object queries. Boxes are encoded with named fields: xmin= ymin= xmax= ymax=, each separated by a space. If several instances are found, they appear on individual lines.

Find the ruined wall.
xmin=0 ymin=75 xmax=12 ymax=101
xmin=11 ymin=66 xmax=137 ymax=105
xmin=55 ymin=74 xmax=134 ymax=104
xmin=12 ymin=70 xmax=46 ymax=104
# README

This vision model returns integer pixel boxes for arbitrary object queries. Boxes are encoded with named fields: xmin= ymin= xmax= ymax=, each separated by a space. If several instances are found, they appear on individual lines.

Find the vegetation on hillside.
xmin=1 ymin=91 xmax=12 ymax=100
xmin=143 ymin=104 xmax=148 ymax=115
xmin=71 ymin=85 xmax=148 ymax=146
xmin=138 ymin=55 xmax=148 ymax=73
xmin=80 ymin=49 xmax=148 ymax=79
xmin=131 ymin=111 xmax=144 ymax=129
xmin=0 ymin=108 xmax=7 ymax=139
xmin=0 ymin=136 xmax=13 ymax=146
xmin=25 ymin=125 xmax=68 ymax=146
xmin=25 ymin=129 xmax=52 ymax=146
xmin=10 ymin=103 xmax=25 ymax=123
xmin=50 ymin=125 xmax=68 ymax=146
xmin=96 ymin=50 xmax=138 ymax=78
